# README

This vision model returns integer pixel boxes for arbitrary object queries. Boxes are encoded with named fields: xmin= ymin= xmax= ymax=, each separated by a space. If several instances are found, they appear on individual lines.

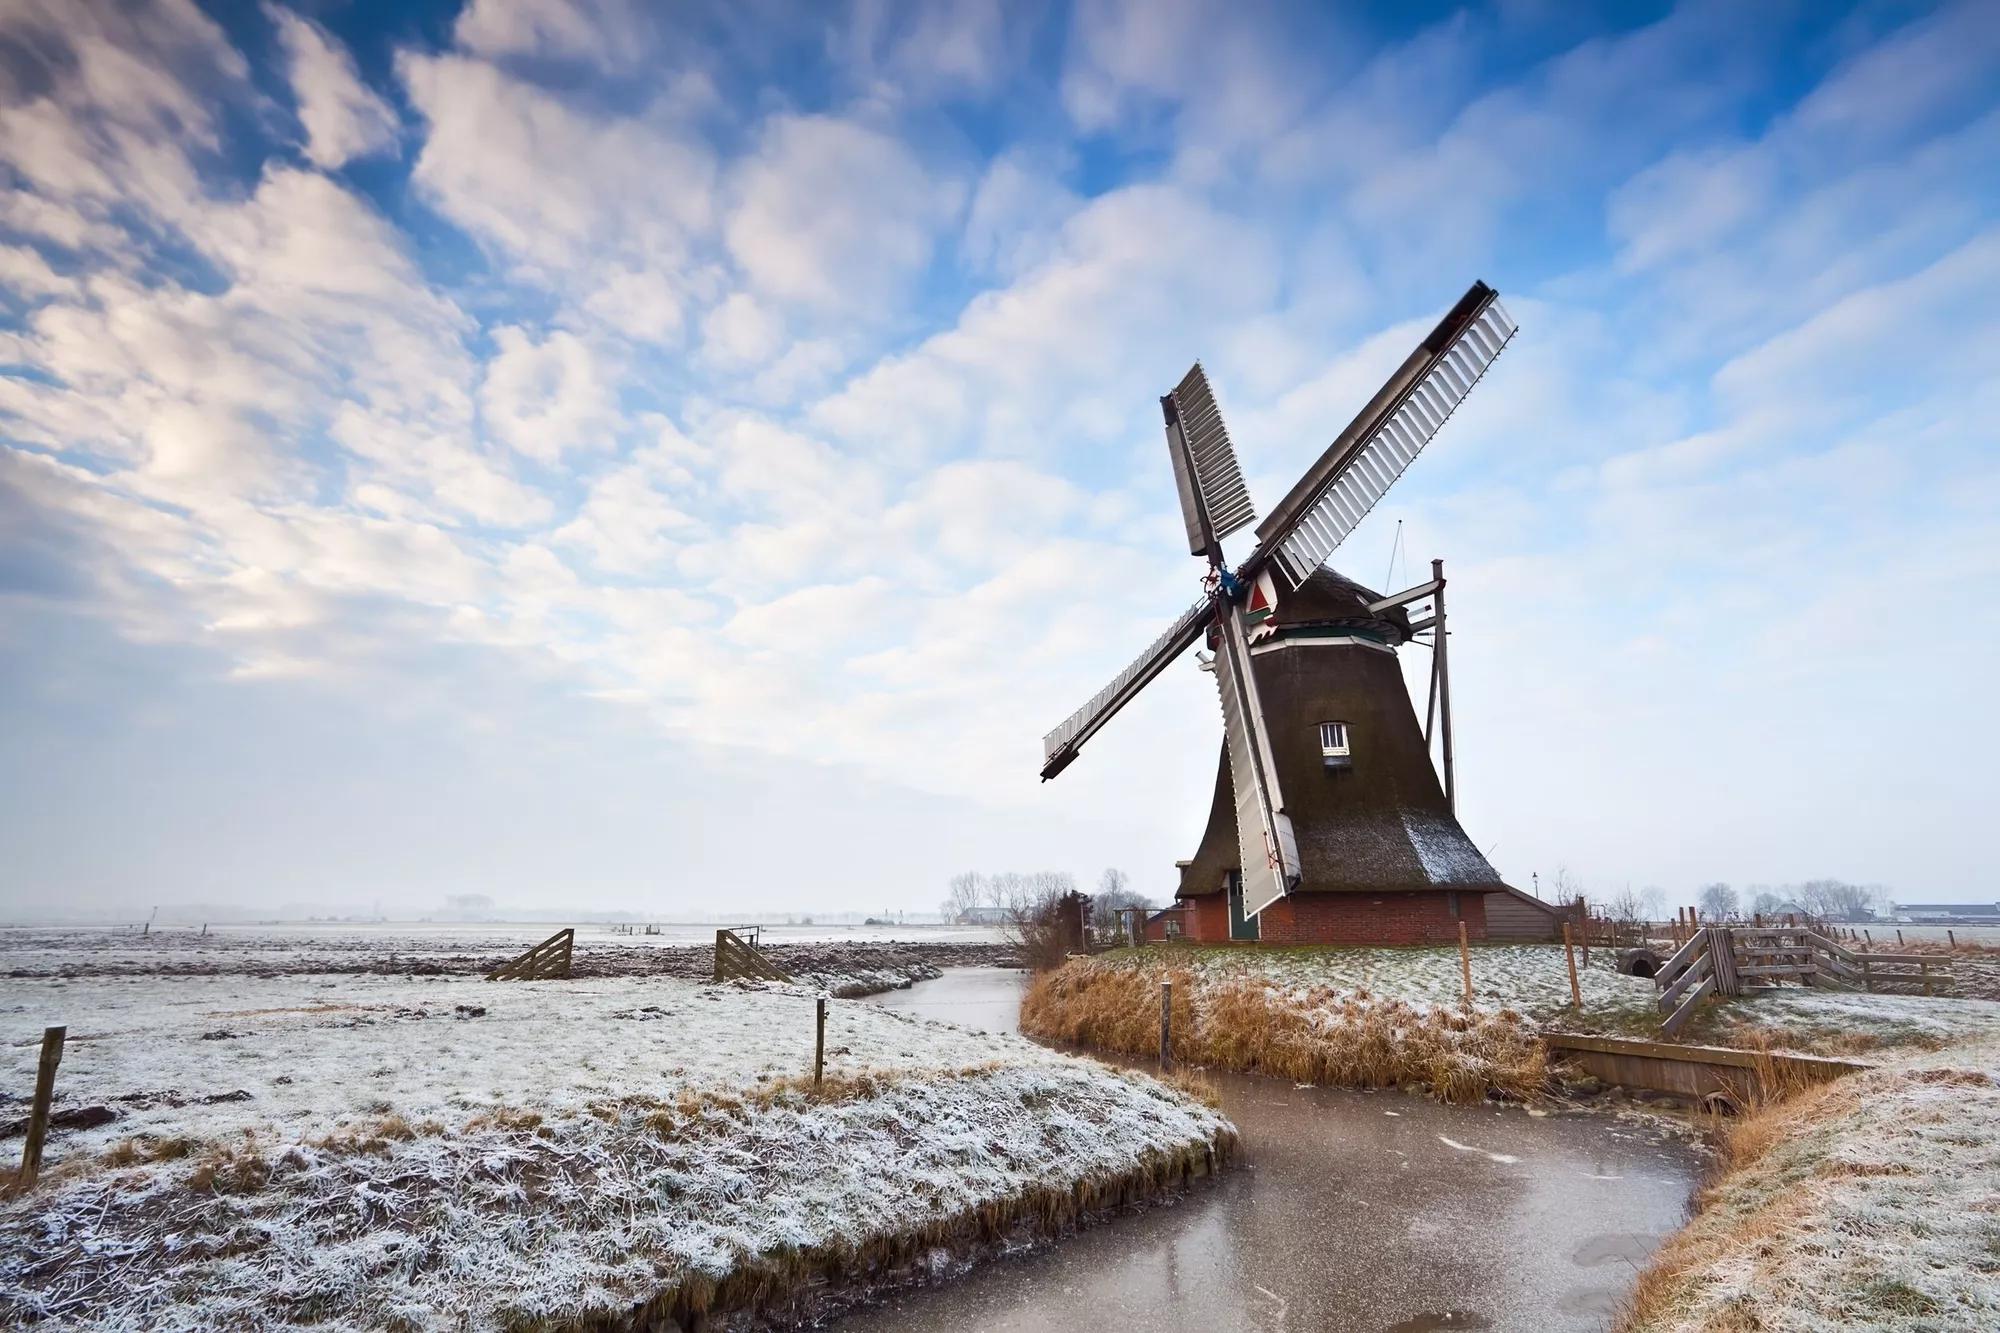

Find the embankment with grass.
xmin=1619 ymin=1039 xmax=2000 ymax=1331
xmin=1022 ymin=949 xmax=1553 ymax=1102
xmin=0 ymin=969 xmax=1231 ymax=1329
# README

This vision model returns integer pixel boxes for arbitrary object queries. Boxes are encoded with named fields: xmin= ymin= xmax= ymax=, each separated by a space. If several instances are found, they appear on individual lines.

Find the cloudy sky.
xmin=2 ymin=0 xmax=1996 ymax=920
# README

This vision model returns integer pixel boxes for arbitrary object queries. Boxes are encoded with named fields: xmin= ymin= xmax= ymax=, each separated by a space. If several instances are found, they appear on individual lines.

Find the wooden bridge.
xmin=1657 ymin=924 xmax=1953 ymax=1035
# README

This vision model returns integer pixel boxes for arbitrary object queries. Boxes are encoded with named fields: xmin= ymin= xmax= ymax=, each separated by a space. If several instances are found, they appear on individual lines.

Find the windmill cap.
xmin=1271 ymin=567 xmax=1414 ymax=642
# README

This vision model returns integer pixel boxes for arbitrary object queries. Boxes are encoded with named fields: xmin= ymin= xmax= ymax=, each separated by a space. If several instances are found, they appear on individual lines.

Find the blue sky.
xmin=2 ymin=0 xmax=1996 ymax=920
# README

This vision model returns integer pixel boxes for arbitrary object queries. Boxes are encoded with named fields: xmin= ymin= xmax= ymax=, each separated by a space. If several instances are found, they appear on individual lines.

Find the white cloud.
xmin=452 ymin=0 xmax=652 ymax=72
xmin=399 ymin=51 xmax=714 ymax=339
xmin=552 ymin=461 xmax=702 ymax=575
xmin=724 ymin=114 xmax=961 ymax=313
xmin=962 ymin=149 xmax=1082 ymax=277
xmin=267 ymin=7 xmax=399 ymax=169
xmin=0 ymin=243 xmax=79 ymax=301
xmin=699 ymin=292 xmax=785 ymax=368
xmin=478 ymin=327 xmax=622 ymax=463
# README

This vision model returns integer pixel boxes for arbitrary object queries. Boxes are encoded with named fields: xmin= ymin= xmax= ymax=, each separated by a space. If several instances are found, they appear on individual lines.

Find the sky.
xmin=2 ymin=0 xmax=1997 ymax=922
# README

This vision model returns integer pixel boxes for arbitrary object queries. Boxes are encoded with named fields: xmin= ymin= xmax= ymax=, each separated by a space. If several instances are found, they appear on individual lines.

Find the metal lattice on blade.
xmin=1167 ymin=363 xmax=1257 ymax=552
xmin=1040 ymin=597 xmax=1213 ymax=772
xmin=1212 ymin=607 xmax=1300 ymax=916
xmin=1274 ymin=299 xmax=1517 ymax=586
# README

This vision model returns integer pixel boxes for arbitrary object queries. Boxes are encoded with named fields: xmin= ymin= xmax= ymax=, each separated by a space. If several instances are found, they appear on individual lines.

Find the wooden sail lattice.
xmin=485 ymin=928 xmax=574 ymax=981
xmin=714 ymin=929 xmax=791 ymax=983
xmin=1655 ymin=925 xmax=1953 ymax=1035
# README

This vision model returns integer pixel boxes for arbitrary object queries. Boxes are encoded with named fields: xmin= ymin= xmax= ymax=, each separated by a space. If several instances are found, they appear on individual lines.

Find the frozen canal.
xmin=855 ymin=968 xmax=1702 ymax=1333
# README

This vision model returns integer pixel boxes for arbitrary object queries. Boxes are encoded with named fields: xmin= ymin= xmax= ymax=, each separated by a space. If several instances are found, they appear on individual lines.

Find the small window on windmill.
xmin=1319 ymin=720 xmax=1351 ymax=770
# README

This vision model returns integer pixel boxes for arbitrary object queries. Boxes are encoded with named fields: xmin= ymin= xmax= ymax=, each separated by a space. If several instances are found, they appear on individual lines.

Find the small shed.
xmin=1483 ymin=885 xmax=1569 ymax=941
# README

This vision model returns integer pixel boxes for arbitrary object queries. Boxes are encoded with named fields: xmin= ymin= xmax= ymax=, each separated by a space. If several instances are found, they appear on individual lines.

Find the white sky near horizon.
xmin=2 ymin=0 xmax=1998 ymax=922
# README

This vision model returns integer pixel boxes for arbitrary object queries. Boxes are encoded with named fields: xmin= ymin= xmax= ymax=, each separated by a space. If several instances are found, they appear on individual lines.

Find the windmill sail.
xmin=1253 ymin=283 xmax=1517 ymax=587
xmin=1212 ymin=603 xmax=1300 ymax=915
xmin=1163 ymin=362 xmax=1257 ymax=557
xmin=1040 ymin=597 xmax=1213 ymax=781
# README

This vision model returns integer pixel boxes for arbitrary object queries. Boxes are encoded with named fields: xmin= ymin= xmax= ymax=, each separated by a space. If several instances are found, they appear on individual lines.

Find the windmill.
xmin=1039 ymin=282 xmax=1521 ymax=939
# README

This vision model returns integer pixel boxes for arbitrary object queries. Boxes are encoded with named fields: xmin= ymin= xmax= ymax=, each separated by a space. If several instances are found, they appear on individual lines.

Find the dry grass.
xmin=1022 ymin=961 xmax=1547 ymax=1103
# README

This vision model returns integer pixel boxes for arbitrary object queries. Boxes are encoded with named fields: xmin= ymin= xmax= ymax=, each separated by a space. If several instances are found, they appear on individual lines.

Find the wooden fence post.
xmin=814 ymin=996 xmax=827 ymax=1089
xmin=1159 ymin=981 xmax=1173 ymax=1070
xmin=1896 ymin=929 xmax=1905 ymax=947
xmin=16 ymin=1026 xmax=66 ymax=1192
xmin=1562 ymin=923 xmax=1582 ymax=1009
xmin=1458 ymin=922 xmax=1473 ymax=1009
xmin=1948 ymin=929 xmax=1957 ymax=950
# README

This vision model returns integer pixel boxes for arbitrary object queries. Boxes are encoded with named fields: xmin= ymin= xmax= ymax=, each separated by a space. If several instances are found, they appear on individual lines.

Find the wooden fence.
xmin=1655 ymin=925 xmax=1954 ymax=1035
xmin=485 ymin=928 xmax=574 ymax=981
xmin=714 ymin=928 xmax=791 ymax=983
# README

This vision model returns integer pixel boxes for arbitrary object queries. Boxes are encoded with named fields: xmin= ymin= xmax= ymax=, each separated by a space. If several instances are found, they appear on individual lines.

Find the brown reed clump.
xmin=1021 ymin=961 xmax=1546 ymax=1104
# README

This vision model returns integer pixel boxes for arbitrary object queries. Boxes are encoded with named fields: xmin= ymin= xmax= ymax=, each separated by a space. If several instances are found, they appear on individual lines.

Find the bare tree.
xmin=942 ymin=872 xmax=987 ymax=923
xmin=1549 ymin=865 xmax=1583 ymax=905
xmin=1600 ymin=886 xmax=1644 ymax=926
xmin=1797 ymin=879 xmax=1880 ymax=922
xmin=1751 ymin=889 xmax=1783 ymax=918
xmin=1697 ymin=882 xmax=1739 ymax=921
xmin=1639 ymin=886 xmax=1668 ymax=921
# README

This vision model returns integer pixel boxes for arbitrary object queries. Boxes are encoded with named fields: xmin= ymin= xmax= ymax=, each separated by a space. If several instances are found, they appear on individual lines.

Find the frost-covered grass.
xmin=1098 ymin=943 xmax=1663 ymax=1029
xmin=1621 ymin=1040 xmax=2000 ymax=1331
xmin=1720 ymin=987 xmax=2000 ymax=1056
xmin=1100 ymin=944 xmax=2000 ymax=1053
xmin=0 ymin=971 xmax=1229 ymax=1329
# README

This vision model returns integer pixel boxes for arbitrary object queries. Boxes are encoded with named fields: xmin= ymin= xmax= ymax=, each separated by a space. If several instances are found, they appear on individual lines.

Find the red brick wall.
xmin=1254 ymin=890 xmax=1486 ymax=945
xmin=1186 ymin=893 xmax=1230 ymax=942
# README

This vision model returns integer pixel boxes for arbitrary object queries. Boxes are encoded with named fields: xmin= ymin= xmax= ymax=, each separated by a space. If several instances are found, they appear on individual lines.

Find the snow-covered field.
xmin=0 ymin=924 xmax=1010 ymax=990
xmin=0 ymin=968 xmax=1229 ymax=1328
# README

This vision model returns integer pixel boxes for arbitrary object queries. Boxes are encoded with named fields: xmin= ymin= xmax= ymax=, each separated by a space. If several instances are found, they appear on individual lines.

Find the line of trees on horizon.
xmin=1565 ymin=875 xmax=1895 ymax=925
xmin=940 ymin=869 xmax=1156 ymax=936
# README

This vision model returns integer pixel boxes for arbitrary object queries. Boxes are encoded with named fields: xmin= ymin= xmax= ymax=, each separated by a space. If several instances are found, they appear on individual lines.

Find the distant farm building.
xmin=1897 ymin=902 xmax=2000 ymax=924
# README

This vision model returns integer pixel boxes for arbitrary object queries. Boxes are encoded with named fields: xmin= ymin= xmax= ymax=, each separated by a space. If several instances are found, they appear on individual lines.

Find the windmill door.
xmin=1226 ymin=872 xmax=1260 ymax=941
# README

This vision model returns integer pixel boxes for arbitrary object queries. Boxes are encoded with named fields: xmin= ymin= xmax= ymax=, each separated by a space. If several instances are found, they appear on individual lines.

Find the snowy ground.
xmin=0 ymin=969 xmax=1228 ymax=1328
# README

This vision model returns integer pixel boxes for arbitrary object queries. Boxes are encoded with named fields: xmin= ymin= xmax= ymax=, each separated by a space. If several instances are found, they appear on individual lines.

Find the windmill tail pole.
xmin=1432 ymin=558 xmax=1454 ymax=813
